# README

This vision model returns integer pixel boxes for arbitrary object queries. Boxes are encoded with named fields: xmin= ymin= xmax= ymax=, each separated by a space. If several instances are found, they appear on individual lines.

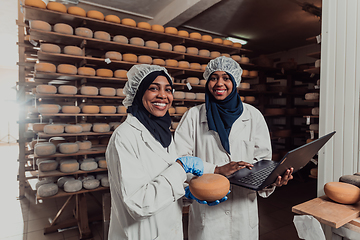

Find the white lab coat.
xmin=106 ymin=113 xmax=187 ymax=240
xmin=174 ymin=103 xmax=275 ymax=240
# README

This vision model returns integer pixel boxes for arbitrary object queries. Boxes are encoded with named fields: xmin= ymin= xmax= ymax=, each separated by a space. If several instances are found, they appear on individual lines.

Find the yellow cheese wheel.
xmin=43 ymin=124 xmax=64 ymax=134
xmin=38 ymin=104 xmax=61 ymax=114
xmin=46 ymin=2 xmax=66 ymax=13
xmin=98 ymin=159 xmax=107 ymax=168
xmin=114 ymin=70 xmax=128 ymax=78
xmin=64 ymin=46 xmax=82 ymax=56
xmin=240 ymin=57 xmax=250 ymax=64
xmin=76 ymin=140 xmax=92 ymax=150
xmin=233 ymin=42 xmax=242 ymax=48
xmin=36 ymin=84 xmax=57 ymax=94
xmin=100 ymin=87 xmax=116 ymax=96
xmin=221 ymin=53 xmax=230 ymax=58
xmin=305 ymin=93 xmax=319 ymax=100
xmin=94 ymin=31 xmax=111 ymax=41
xmin=96 ymin=68 xmax=113 ymax=77
xmin=60 ymin=160 xmax=79 ymax=173
xmin=249 ymin=71 xmax=258 ymax=77
xmin=151 ymin=24 xmax=164 ymax=32
xmin=152 ymin=59 xmax=165 ymax=66
xmin=82 ymin=105 xmax=100 ymax=114
xmin=187 ymin=47 xmax=199 ymax=55
xmin=130 ymin=37 xmax=145 ymax=46
xmin=67 ymin=6 xmax=86 ymax=17
xmin=187 ymin=77 xmax=200 ymax=85
xmin=25 ymin=0 xmax=46 ymax=9
xmin=213 ymin=38 xmax=223 ymax=44
xmin=178 ymin=61 xmax=190 ymax=69
xmin=137 ymin=22 xmax=151 ymax=30
xmin=65 ymin=124 xmax=82 ymax=133
xmin=168 ymin=107 xmax=175 ymax=114
xmin=210 ymin=51 xmax=221 ymax=58
xmin=123 ymin=53 xmax=137 ymax=62
xmin=189 ymin=32 xmax=201 ymax=39
xmin=240 ymin=83 xmax=250 ymax=89
xmin=223 ymin=39 xmax=233 ymax=46
xmin=34 ymin=142 xmax=56 ymax=156
xmin=30 ymin=20 xmax=51 ymax=31
xmin=53 ymin=23 xmax=73 ymax=35
xmin=138 ymin=55 xmax=153 ymax=64
xmin=75 ymin=27 xmax=93 ymax=38
xmin=190 ymin=63 xmax=201 ymax=70
xmin=105 ymin=15 xmax=120 ymax=23
xmin=185 ymin=92 xmax=196 ymax=99
xmin=78 ymin=67 xmax=96 ymax=76
xmin=113 ymin=35 xmax=128 ymax=44
xmin=242 ymin=70 xmax=249 ymax=76
xmin=173 ymin=45 xmax=186 ymax=53
xmin=87 ymin=10 xmax=104 ymax=20
xmin=200 ymin=79 xmax=207 ymax=85
xmin=79 ymin=123 xmax=92 ymax=132
xmin=62 ymin=106 xmax=80 ymax=114
xmin=58 ymin=85 xmax=77 ymax=95
xmin=201 ymin=65 xmax=207 ymax=71
xmin=201 ymin=35 xmax=213 ymax=42
xmin=117 ymin=106 xmax=127 ymax=113
xmin=178 ymin=30 xmax=189 ymax=37
xmin=105 ymin=51 xmax=122 ymax=60
xmin=165 ymin=27 xmax=178 ymax=35
xmin=159 ymin=42 xmax=172 ymax=51
xmin=165 ymin=59 xmax=178 ymax=67
xmin=175 ymin=106 xmax=188 ymax=114
xmin=80 ymin=86 xmax=98 ymax=96
xmin=57 ymin=64 xmax=77 ymax=75
xmin=100 ymin=106 xmax=116 ymax=114
xmin=32 ymin=123 xmax=47 ymax=133
xmin=324 ymin=182 xmax=360 ymax=204
xmin=40 ymin=43 xmax=61 ymax=54
xmin=145 ymin=40 xmax=159 ymax=49
xmin=59 ymin=142 xmax=79 ymax=154
xmin=93 ymin=123 xmax=110 ymax=132
xmin=116 ymin=88 xmax=125 ymax=97
xmin=231 ymin=55 xmax=241 ymax=62
xmin=199 ymin=49 xmax=210 ymax=57
xmin=196 ymin=93 xmax=205 ymax=100
xmin=173 ymin=91 xmax=185 ymax=99
xmin=189 ymin=174 xmax=230 ymax=202
xmin=122 ymin=18 xmax=136 ymax=27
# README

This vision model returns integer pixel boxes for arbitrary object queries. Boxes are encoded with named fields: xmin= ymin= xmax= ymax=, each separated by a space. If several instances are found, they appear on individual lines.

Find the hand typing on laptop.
xmin=272 ymin=167 xmax=294 ymax=187
xmin=214 ymin=161 xmax=254 ymax=177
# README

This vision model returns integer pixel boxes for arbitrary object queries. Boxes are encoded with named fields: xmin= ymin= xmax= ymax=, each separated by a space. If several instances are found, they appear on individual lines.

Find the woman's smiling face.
xmin=207 ymin=71 xmax=233 ymax=100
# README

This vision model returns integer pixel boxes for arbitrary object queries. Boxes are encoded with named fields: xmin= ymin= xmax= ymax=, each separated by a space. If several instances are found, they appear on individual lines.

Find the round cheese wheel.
xmin=305 ymin=93 xmax=319 ymax=100
xmin=213 ymin=38 xmax=223 ymax=44
xmin=168 ymin=107 xmax=175 ymax=114
xmin=130 ymin=37 xmax=145 ymax=46
xmin=101 ymin=177 xmax=109 ymax=187
xmin=187 ymin=77 xmax=200 ymax=85
xmin=339 ymin=175 xmax=360 ymax=188
xmin=98 ymin=159 xmax=107 ymax=168
xmin=245 ymin=96 xmax=256 ymax=102
xmin=165 ymin=59 xmax=178 ymax=67
xmin=38 ymin=104 xmax=61 ymax=114
xmin=231 ymin=55 xmax=241 ymax=62
xmin=65 ymin=124 xmax=82 ymax=134
xmin=32 ymin=123 xmax=47 ymax=133
xmin=122 ymin=18 xmax=136 ymax=27
xmin=309 ymin=124 xmax=319 ymax=131
xmin=201 ymin=65 xmax=207 ymax=71
xmin=62 ymin=106 xmax=80 ymax=114
xmin=64 ymin=179 xmax=82 ymax=192
xmin=138 ymin=55 xmax=152 ymax=64
xmin=123 ymin=53 xmax=138 ymax=62
xmin=87 ymin=10 xmax=104 ymax=20
xmin=187 ymin=47 xmax=199 ymax=55
xmin=145 ymin=40 xmax=159 ymax=49
xmin=38 ymin=160 xmax=58 ymax=172
xmin=210 ymin=51 xmax=221 ymax=58
xmin=113 ymin=35 xmax=128 ymax=44
xmin=240 ymin=57 xmax=250 ymax=64
xmin=190 ymin=63 xmax=201 ymax=70
xmin=36 ymin=84 xmax=57 ymax=94
xmin=189 ymin=174 xmax=230 ymax=202
xmin=30 ymin=20 xmax=51 ymax=31
xmin=34 ymin=142 xmax=56 ymax=156
xmin=185 ymin=92 xmax=196 ymax=100
xmin=201 ymin=35 xmax=212 ymax=42
xmin=240 ymin=83 xmax=250 ymax=89
xmin=196 ymin=93 xmax=205 ymax=100
xmin=67 ymin=6 xmax=86 ymax=17
xmin=57 ymin=64 xmax=77 ymax=75
xmin=82 ymin=105 xmax=100 ymax=114
xmin=165 ymin=27 xmax=178 ymax=35
xmin=151 ymin=24 xmax=164 ymax=32
xmin=324 ymin=182 xmax=360 ymax=204
xmin=117 ymin=106 xmax=127 ymax=113
xmin=43 ymin=124 xmax=64 ymax=134
xmin=178 ymin=61 xmax=190 ymax=69
xmin=114 ymin=70 xmax=128 ymax=78
xmin=53 ymin=23 xmax=73 ymax=35
xmin=249 ymin=71 xmax=258 ymax=77
xmin=93 ymin=123 xmax=110 ymax=133
xmin=242 ymin=70 xmax=249 ymax=76
xmin=312 ymin=107 xmax=319 ymax=115
xmin=152 ymin=59 xmax=165 ymax=66
xmin=96 ymin=68 xmax=113 ymax=77
xmin=137 ymin=22 xmax=151 ymax=30
xmin=79 ymin=123 xmax=92 ymax=132
xmin=75 ymin=27 xmax=93 ymax=38
xmin=59 ymin=142 xmax=79 ymax=154
xmin=223 ymin=39 xmax=233 ymax=46
xmin=25 ymin=0 xmax=46 ymax=9
xmin=199 ymin=49 xmax=210 ymax=57
xmin=173 ymin=45 xmax=186 ymax=53
xmin=159 ymin=42 xmax=172 ymax=51
xmin=174 ymin=91 xmax=185 ymax=99
xmin=105 ymin=15 xmax=120 ymax=23
xmin=200 ymin=79 xmax=207 ymax=85
xmin=57 ymin=176 xmax=75 ymax=188
xmin=175 ymin=106 xmax=187 ymax=114
xmin=178 ymin=30 xmax=189 ymax=37
xmin=100 ymin=106 xmax=116 ymax=114
xmin=40 ymin=43 xmax=60 ymax=54
xmin=94 ymin=31 xmax=111 ymax=41
xmin=233 ymin=42 xmax=242 ymax=48
xmin=58 ymin=85 xmax=77 ymax=95
xmin=78 ymin=67 xmax=95 ymax=76
xmin=189 ymin=32 xmax=201 ymax=39
xmin=83 ymin=179 xmax=100 ymax=189
xmin=35 ymin=62 xmax=56 ymax=73
xmin=80 ymin=86 xmax=98 ymax=95
xmin=64 ymin=46 xmax=83 ymax=56
xmin=37 ymin=183 xmax=58 ymax=197
xmin=100 ymin=87 xmax=116 ymax=96
xmin=46 ymin=2 xmax=66 ymax=13
xmin=221 ymin=53 xmax=230 ymax=58
xmin=35 ymin=178 xmax=56 ymax=190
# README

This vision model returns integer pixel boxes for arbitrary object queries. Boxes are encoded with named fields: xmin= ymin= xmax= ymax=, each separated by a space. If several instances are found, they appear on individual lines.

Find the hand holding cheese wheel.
xmin=324 ymin=182 xmax=360 ymax=204
xmin=188 ymin=174 xmax=230 ymax=202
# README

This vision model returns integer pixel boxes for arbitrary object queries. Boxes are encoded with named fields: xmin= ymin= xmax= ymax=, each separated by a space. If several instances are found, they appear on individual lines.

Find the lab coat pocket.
xmin=247 ymin=191 xmax=258 ymax=228
xmin=240 ymin=140 xmax=255 ymax=163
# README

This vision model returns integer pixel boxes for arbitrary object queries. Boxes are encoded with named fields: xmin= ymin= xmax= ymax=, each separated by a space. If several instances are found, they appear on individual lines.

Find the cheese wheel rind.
xmin=36 ymin=85 xmax=57 ymax=94
xmin=40 ymin=43 xmax=61 ymax=54
xmin=43 ymin=124 xmax=64 ymax=134
xmin=46 ymin=2 xmax=67 ymax=13
xmin=80 ymin=86 xmax=98 ymax=96
xmin=75 ymin=27 xmax=93 ymax=38
xmin=37 ymin=183 xmax=58 ymax=197
xmin=25 ymin=0 xmax=46 ymax=9
xmin=34 ymin=142 xmax=56 ymax=156
xmin=122 ymin=18 xmax=136 ymax=27
xmin=78 ymin=67 xmax=96 ymax=76
xmin=30 ymin=20 xmax=51 ymax=31
xmin=64 ymin=46 xmax=83 ymax=56
xmin=58 ymin=142 xmax=79 ymax=154
xmin=58 ymin=85 xmax=77 ymax=95
xmin=94 ymin=31 xmax=111 ymax=41
xmin=105 ymin=15 xmax=120 ymax=23
xmin=53 ymin=23 xmax=73 ymax=35
xmin=87 ymin=10 xmax=105 ymax=20
xmin=324 ymin=182 xmax=360 ymax=204
xmin=67 ymin=6 xmax=86 ymax=17
xmin=35 ymin=62 xmax=56 ymax=73
xmin=189 ymin=174 xmax=230 ymax=202
xmin=57 ymin=64 xmax=77 ymax=75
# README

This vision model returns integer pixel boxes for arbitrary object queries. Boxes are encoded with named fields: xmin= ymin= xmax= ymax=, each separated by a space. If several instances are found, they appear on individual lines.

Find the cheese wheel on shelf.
xmin=178 ymin=30 xmax=189 ymax=37
xmin=199 ymin=49 xmax=210 ymax=57
xmin=58 ymin=85 xmax=77 ymax=95
xmin=100 ymin=106 xmax=116 ymax=114
xmin=223 ymin=39 xmax=233 ymax=46
xmin=240 ymin=83 xmax=250 ymax=89
xmin=210 ymin=51 xmax=221 ymax=58
xmin=101 ymin=177 xmax=109 ymax=187
xmin=221 ymin=53 xmax=230 ymax=58
xmin=67 ymin=6 xmax=86 ymax=17
xmin=57 ymin=64 xmax=77 ymax=75
xmin=57 ymin=176 xmax=75 ymax=188
xmin=60 ymin=159 xmax=79 ymax=173
xmin=159 ymin=42 xmax=172 ymax=51
xmin=312 ymin=107 xmax=319 ymax=115
xmin=25 ymin=0 xmax=46 ymax=9
xmin=165 ymin=59 xmax=178 ymax=67
xmin=94 ymin=31 xmax=111 ymax=41
xmin=96 ymin=68 xmax=113 ymax=77
xmin=34 ymin=142 xmax=56 ymax=156
xmin=64 ymin=180 xmax=82 ymax=192
xmin=231 ymin=55 xmax=241 ymax=62
xmin=59 ymin=142 xmax=79 ymax=154
xmin=178 ymin=61 xmax=190 ymax=69
xmin=249 ymin=71 xmax=258 ymax=77
xmin=83 ymin=179 xmax=100 ymax=189
xmin=200 ymin=79 xmax=207 ymax=85
xmin=65 ymin=124 xmax=82 ymax=133
xmin=87 ymin=10 xmax=104 ymax=20
xmin=123 ymin=53 xmax=138 ymax=62
xmin=105 ymin=15 xmax=120 ymax=23
xmin=240 ymin=57 xmax=250 ymax=64
xmin=138 ymin=55 xmax=153 ymax=64
xmin=37 ymin=183 xmax=58 ymax=197
xmin=43 ymin=124 xmax=64 ymax=134
xmin=201 ymin=65 xmax=207 ymax=71
xmin=242 ymin=70 xmax=249 ymax=76
xmin=168 ymin=107 xmax=175 ymax=114
xmin=82 ymin=105 xmax=100 ymax=114
xmin=152 ymin=59 xmax=165 ymax=66
xmin=245 ymin=96 xmax=256 ymax=102
xmin=113 ymin=35 xmax=128 ymax=44
xmin=201 ymin=35 xmax=213 ymax=42
xmin=47 ymin=2 xmax=66 ymax=13
xmin=130 ymin=37 xmax=145 ymax=46
xmin=187 ymin=77 xmax=200 ymax=85
xmin=38 ymin=104 xmax=61 ymax=114
xmin=309 ymin=124 xmax=319 ymax=131
xmin=64 ymin=46 xmax=82 ymax=56
xmin=174 ymin=91 xmax=185 ymax=99
xmin=36 ymin=85 xmax=57 ymax=94
xmin=114 ymin=70 xmax=128 ymax=78
xmin=190 ymin=63 xmax=201 ymax=70
xmin=233 ymin=42 xmax=242 ymax=48
xmin=151 ymin=24 xmax=164 ymax=32
xmin=305 ymin=92 xmax=319 ymax=100
xmin=213 ymin=38 xmax=223 ymax=44
xmin=189 ymin=32 xmax=201 ymax=39
xmin=80 ymin=86 xmax=98 ymax=96
xmin=78 ymin=67 xmax=96 ymax=76
xmin=98 ymin=159 xmax=107 ymax=168
xmin=145 ymin=40 xmax=159 ymax=49
xmin=324 ymin=182 xmax=360 ymax=204
xmin=32 ymin=123 xmax=47 ymax=133
xmin=53 ymin=23 xmax=73 ymax=35
xmin=38 ymin=160 xmax=58 ymax=172
xmin=187 ymin=47 xmax=199 ymax=55
xmin=35 ymin=62 xmax=56 ymax=73
xmin=122 ymin=18 xmax=136 ymax=27
xmin=185 ymin=92 xmax=196 ymax=100
xmin=189 ymin=174 xmax=230 ymax=202
xmin=117 ymin=106 xmax=127 ymax=114
xmin=196 ymin=93 xmax=206 ymax=100
xmin=29 ymin=20 xmax=51 ymax=31
xmin=137 ymin=22 xmax=151 ymax=30
xmin=40 ymin=43 xmax=61 ymax=54
xmin=62 ymin=106 xmax=80 ymax=114
xmin=165 ymin=27 xmax=178 ymax=35
xmin=175 ymin=106 xmax=188 ymax=114
xmin=93 ymin=123 xmax=110 ymax=133
xmin=79 ymin=123 xmax=92 ymax=132
xmin=100 ymin=87 xmax=116 ymax=96
xmin=75 ymin=27 xmax=93 ymax=38
xmin=173 ymin=45 xmax=186 ymax=53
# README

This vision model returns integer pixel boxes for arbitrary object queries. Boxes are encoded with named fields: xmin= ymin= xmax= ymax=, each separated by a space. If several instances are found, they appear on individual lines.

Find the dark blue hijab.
xmin=127 ymin=71 xmax=173 ymax=148
xmin=205 ymin=72 xmax=243 ymax=154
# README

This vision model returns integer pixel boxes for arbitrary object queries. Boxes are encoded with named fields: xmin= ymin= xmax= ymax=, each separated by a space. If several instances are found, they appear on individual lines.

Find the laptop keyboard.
xmin=237 ymin=161 xmax=278 ymax=186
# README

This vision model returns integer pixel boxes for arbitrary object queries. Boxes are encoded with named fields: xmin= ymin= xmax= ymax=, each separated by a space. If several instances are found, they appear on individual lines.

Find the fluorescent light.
xmin=226 ymin=37 xmax=247 ymax=45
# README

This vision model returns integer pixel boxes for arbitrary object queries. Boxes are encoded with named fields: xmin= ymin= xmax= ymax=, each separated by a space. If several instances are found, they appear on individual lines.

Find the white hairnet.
xmin=123 ymin=64 xmax=173 ymax=107
xmin=203 ymin=56 xmax=243 ymax=87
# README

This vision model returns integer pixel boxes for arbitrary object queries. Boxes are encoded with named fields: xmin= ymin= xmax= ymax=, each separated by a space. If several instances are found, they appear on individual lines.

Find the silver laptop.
xmin=228 ymin=131 xmax=336 ymax=191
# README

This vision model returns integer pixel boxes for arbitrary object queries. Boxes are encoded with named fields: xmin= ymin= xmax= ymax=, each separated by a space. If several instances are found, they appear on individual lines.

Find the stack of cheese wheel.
xmin=175 ymin=106 xmax=187 ymax=114
xmin=87 ymin=10 xmax=104 ymax=20
xmin=117 ymin=106 xmax=127 ymax=114
xmin=165 ymin=27 xmax=178 ymax=35
xmin=38 ymin=104 xmax=61 ymax=114
xmin=58 ymin=85 xmax=77 ymax=95
xmin=81 ymin=86 xmax=98 ymax=96
xmin=105 ymin=51 xmax=122 ymax=61
xmin=122 ymin=18 xmax=136 ymax=27
xmin=123 ymin=54 xmax=137 ymax=62
xmin=82 ymin=105 xmax=100 ymax=114
xmin=173 ymin=45 xmax=186 ymax=53
xmin=189 ymin=174 xmax=230 ymax=202
xmin=96 ymin=68 xmax=113 ymax=77
xmin=40 ymin=43 xmax=61 ymax=54
xmin=57 ymin=176 xmax=75 ymax=188
xmin=67 ymin=6 xmax=86 ymax=17
xmin=34 ymin=142 xmax=56 ymax=156
xmin=178 ymin=30 xmax=189 ymax=37
xmin=62 ymin=105 xmax=80 ymax=114
xmin=130 ymin=37 xmax=145 ymax=46
xmin=78 ymin=67 xmax=96 ymax=76
xmin=138 ymin=22 xmax=151 ymax=30
xmin=53 ymin=23 xmax=73 ymax=35
xmin=151 ymin=24 xmax=164 ymax=32
xmin=65 ymin=124 xmax=83 ymax=134
xmin=105 ymin=15 xmax=120 ymax=24
xmin=30 ymin=20 xmax=51 ymax=31
xmin=114 ymin=69 xmax=128 ymax=78
xmin=100 ymin=106 xmax=116 ymax=114
xmin=57 ymin=64 xmax=77 ymax=75
xmin=59 ymin=142 xmax=79 ymax=154
xmin=36 ymin=84 xmax=57 ymax=94
xmin=35 ymin=62 xmax=56 ymax=73
xmin=75 ymin=27 xmax=93 ymax=38
xmin=152 ymin=59 xmax=165 ymax=66
xmin=25 ymin=0 xmax=46 ymax=8
xmin=64 ymin=46 xmax=82 ymax=56
xmin=100 ymin=87 xmax=116 ymax=96
xmin=93 ymin=123 xmax=110 ymax=133
xmin=174 ymin=91 xmax=185 ymax=99
xmin=113 ymin=35 xmax=128 ymax=44
xmin=44 ymin=124 xmax=64 ymax=134
xmin=94 ymin=31 xmax=111 ymax=41
xmin=145 ymin=40 xmax=159 ymax=49
xmin=138 ymin=55 xmax=153 ymax=64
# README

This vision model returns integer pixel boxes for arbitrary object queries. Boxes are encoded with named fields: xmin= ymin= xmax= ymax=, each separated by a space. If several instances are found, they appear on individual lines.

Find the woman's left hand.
xmin=215 ymin=161 xmax=253 ymax=177
xmin=272 ymin=168 xmax=294 ymax=187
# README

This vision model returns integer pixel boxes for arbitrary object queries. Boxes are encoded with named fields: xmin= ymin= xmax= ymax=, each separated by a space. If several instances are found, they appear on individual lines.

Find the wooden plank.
xmin=292 ymin=196 xmax=360 ymax=228
xmin=38 ymin=131 xmax=113 ymax=138
xmin=28 ymin=167 xmax=108 ymax=179
xmin=37 ymin=186 xmax=109 ymax=200
xmin=33 ymin=146 xmax=107 ymax=159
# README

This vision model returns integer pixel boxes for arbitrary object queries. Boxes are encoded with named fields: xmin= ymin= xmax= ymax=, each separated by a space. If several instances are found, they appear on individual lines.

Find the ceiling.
xmin=74 ymin=0 xmax=322 ymax=57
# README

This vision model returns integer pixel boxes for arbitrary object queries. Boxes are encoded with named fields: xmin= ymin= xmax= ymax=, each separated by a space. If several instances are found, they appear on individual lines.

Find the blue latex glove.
xmin=177 ymin=156 xmax=204 ymax=176
xmin=184 ymin=187 xmax=231 ymax=206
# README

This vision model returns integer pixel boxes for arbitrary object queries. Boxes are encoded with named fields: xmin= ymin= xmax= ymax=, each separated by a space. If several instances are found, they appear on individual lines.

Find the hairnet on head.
xmin=123 ymin=64 xmax=173 ymax=107
xmin=203 ymin=56 xmax=243 ymax=87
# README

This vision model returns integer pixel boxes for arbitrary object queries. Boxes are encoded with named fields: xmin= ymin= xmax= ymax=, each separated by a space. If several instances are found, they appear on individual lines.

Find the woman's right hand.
xmin=214 ymin=161 xmax=253 ymax=177
xmin=176 ymin=156 xmax=204 ymax=176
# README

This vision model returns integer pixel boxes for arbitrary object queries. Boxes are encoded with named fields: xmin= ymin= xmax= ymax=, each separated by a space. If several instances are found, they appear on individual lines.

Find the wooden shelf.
xmin=39 ymin=113 xmax=126 ymax=117
xmin=307 ymin=51 xmax=321 ymax=59
xmin=34 ymin=93 xmax=124 ymax=100
xmin=32 ymin=146 xmax=106 ymax=159
xmin=303 ymin=115 xmax=319 ymax=118
xmin=27 ymin=167 xmax=108 ymax=179
xmin=37 ymin=131 xmax=113 ymax=138
xmin=36 ymin=186 xmax=109 ymax=200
